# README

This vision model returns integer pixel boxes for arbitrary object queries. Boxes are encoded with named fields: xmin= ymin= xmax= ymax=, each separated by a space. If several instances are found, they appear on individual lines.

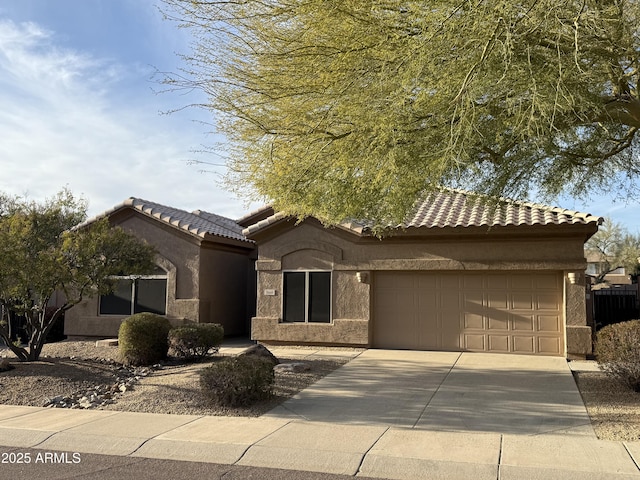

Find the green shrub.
xmin=595 ymin=319 xmax=640 ymax=391
xmin=169 ymin=323 xmax=224 ymax=359
xmin=118 ymin=313 xmax=172 ymax=366
xmin=199 ymin=355 xmax=274 ymax=407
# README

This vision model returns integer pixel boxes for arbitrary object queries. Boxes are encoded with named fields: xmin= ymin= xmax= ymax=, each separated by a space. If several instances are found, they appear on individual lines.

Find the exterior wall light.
xmin=567 ymin=272 xmax=579 ymax=284
xmin=356 ymin=272 xmax=369 ymax=283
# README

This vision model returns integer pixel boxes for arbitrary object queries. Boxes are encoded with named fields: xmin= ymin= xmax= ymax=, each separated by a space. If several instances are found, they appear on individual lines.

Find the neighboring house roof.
xmin=243 ymin=189 xmax=603 ymax=237
xmin=76 ymin=198 xmax=253 ymax=245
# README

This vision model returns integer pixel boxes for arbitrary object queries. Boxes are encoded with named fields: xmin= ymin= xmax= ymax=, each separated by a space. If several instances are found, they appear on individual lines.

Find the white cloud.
xmin=0 ymin=19 xmax=255 ymax=220
xmin=0 ymin=21 xmax=107 ymax=103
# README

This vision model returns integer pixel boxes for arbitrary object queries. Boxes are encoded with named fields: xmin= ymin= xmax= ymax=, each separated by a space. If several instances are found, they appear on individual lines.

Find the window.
xmin=99 ymin=267 xmax=167 ymax=316
xmin=587 ymin=262 xmax=626 ymax=276
xmin=283 ymin=271 xmax=331 ymax=323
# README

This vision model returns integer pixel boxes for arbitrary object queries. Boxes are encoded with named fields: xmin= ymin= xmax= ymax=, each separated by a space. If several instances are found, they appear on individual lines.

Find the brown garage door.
xmin=373 ymin=271 xmax=564 ymax=356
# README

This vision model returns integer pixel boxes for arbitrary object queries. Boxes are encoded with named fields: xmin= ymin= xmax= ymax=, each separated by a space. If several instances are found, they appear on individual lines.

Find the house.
xmin=243 ymin=190 xmax=602 ymax=358
xmin=64 ymin=198 xmax=256 ymax=338
xmin=585 ymin=250 xmax=633 ymax=286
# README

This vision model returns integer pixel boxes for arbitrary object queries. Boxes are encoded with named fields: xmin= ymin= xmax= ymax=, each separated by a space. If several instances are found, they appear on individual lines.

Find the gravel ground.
xmin=574 ymin=370 xmax=640 ymax=441
xmin=1 ymin=341 xmax=639 ymax=440
xmin=0 ymin=341 xmax=350 ymax=416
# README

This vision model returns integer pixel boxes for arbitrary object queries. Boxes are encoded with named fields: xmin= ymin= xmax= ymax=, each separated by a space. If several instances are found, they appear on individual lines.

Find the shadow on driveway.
xmin=264 ymin=350 xmax=595 ymax=436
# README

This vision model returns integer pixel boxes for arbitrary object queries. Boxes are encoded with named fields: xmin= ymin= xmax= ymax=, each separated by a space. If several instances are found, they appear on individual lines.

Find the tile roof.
xmin=76 ymin=198 xmax=253 ymax=244
xmin=242 ymin=211 xmax=289 ymax=236
xmin=400 ymin=189 xmax=603 ymax=229
xmin=236 ymin=205 xmax=275 ymax=227
xmin=242 ymin=189 xmax=603 ymax=236
xmin=192 ymin=209 xmax=246 ymax=238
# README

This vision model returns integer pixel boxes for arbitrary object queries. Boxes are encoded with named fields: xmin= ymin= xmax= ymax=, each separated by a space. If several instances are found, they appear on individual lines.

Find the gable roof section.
xmin=76 ymin=198 xmax=253 ymax=244
xmin=242 ymin=189 xmax=603 ymax=237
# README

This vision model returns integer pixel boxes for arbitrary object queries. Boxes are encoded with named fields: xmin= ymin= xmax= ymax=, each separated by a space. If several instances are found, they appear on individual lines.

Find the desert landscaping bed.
xmin=0 ymin=340 xmax=352 ymax=417
xmin=573 ymin=370 xmax=640 ymax=441
xmin=1 ymin=341 xmax=640 ymax=440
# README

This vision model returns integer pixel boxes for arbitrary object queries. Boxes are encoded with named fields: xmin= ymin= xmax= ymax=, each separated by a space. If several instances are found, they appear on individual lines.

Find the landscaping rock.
xmin=38 ymin=362 xmax=160 ymax=409
xmin=0 ymin=359 xmax=14 ymax=372
xmin=240 ymin=344 xmax=279 ymax=366
xmin=274 ymin=362 xmax=311 ymax=373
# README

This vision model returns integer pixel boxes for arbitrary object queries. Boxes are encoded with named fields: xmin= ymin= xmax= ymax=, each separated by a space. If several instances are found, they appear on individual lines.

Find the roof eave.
xmin=201 ymin=232 xmax=255 ymax=248
xmin=236 ymin=205 xmax=275 ymax=227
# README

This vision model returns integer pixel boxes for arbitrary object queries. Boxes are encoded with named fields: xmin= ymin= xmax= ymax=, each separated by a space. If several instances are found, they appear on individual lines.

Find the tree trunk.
xmin=25 ymin=307 xmax=67 ymax=362
xmin=0 ymin=303 xmax=29 ymax=361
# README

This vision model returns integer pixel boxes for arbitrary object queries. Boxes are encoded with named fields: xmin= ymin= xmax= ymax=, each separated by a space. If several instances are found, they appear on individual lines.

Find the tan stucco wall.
xmin=564 ymin=271 xmax=593 ymax=358
xmin=65 ymin=212 xmax=255 ymax=338
xmin=116 ymin=214 xmax=201 ymax=298
xmin=251 ymin=221 xmax=593 ymax=356
xmin=65 ymin=316 xmax=191 ymax=339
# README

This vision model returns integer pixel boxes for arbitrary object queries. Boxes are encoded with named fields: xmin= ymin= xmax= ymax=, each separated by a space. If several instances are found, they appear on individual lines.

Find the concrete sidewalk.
xmin=1 ymin=407 xmax=640 ymax=479
xmin=0 ymin=346 xmax=638 ymax=479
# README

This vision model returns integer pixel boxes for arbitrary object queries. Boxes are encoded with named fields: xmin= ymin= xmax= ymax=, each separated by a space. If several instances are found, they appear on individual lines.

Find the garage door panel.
xmin=374 ymin=272 xmax=564 ymax=356
xmin=488 ymin=312 xmax=509 ymax=330
xmin=538 ymin=337 xmax=562 ymax=355
xmin=464 ymin=312 xmax=484 ymax=329
xmin=440 ymin=291 xmax=460 ymax=309
xmin=418 ymin=292 xmax=438 ymax=309
xmin=537 ymin=294 xmax=560 ymax=310
xmin=463 ymin=275 xmax=484 ymax=289
xmin=374 ymin=284 xmax=416 ymax=348
xmin=511 ymin=275 xmax=534 ymax=289
xmin=488 ymin=335 xmax=509 ymax=352
xmin=512 ymin=293 xmax=534 ymax=310
xmin=537 ymin=315 xmax=561 ymax=332
xmin=440 ymin=275 xmax=461 ymax=290
xmin=417 ymin=275 xmax=438 ymax=289
xmin=513 ymin=336 xmax=535 ymax=353
xmin=441 ymin=311 xmax=462 ymax=330
xmin=463 ymin=289 xmax=483 ymax=304
xmin=440 ymin=312 xmax=462 ymax=344
xmin=512 ymin=314 xmax=535 ymax=331
xmin=488 ymin=292 xmax=509 ymax=309
xmin=464 ymin=334 xmax=485 ymax=350
xmin=487 ymin=275 xmax=508 ymax=289
xmin=536 ymin=273 xmax=560 ymax=288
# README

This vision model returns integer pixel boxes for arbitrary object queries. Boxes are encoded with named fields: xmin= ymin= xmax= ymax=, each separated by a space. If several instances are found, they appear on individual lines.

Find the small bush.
xmin=199 ymin=355 xmax=274 ymax=407
xmin=169 ymin=323 xmax=224 ymax=360
xmin=595 ymin=319 xmax=640 ymax=391
xmin=118 ymin=313 xmax=172 ymax=366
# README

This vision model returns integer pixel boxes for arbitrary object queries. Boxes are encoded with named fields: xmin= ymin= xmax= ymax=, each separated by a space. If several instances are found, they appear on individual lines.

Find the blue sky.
xmin=0 ymin=0 xmax=259 ymax=221
xmin=0 ymin=1 xmax=638 ymax=231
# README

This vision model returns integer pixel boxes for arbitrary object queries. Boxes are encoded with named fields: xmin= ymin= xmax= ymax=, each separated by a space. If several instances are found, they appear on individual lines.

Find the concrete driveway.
xmin=265 ymin=350 xmax=595 ymax=436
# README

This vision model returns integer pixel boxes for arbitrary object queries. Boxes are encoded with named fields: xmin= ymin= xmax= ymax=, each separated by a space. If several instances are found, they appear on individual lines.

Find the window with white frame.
xmin=283 ymin=271 xmax=331 ymax=323
xmin=99 ymin=266 xmax=167 ymax=316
